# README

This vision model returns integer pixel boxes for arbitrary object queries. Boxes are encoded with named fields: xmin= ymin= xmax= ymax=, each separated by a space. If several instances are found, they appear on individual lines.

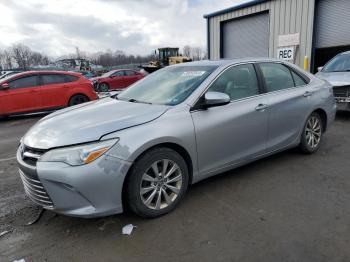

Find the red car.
xmin=93 ymin=69 xmax=144 ymax=92
xmin=0 ymin=71 xmax=97 ymax=117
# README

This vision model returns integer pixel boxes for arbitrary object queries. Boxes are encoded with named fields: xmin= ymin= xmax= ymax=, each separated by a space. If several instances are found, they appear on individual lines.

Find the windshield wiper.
xmin=325 ymin=69 xmax=350 ymax=72
xmin=128 ymin=98 xmax=152 ymax=105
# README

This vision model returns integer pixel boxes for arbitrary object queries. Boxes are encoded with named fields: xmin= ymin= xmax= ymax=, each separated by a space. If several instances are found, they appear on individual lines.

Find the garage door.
xmin=221 ymin=12 xmax=269 ymax=59
xmin=315 ymin=0 xmax=350 ymax=48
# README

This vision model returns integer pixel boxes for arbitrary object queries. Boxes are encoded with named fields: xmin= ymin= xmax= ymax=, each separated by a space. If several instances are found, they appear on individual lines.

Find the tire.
xmin=68 ymin=94 xmax=89 ymax=107
xmin=98 ymin=83 xmax=109 ymax=92
xmin=126 ymin=147 xmax=189 ymax=218
xmin=299 ymin=112 xmax=323 ymax=154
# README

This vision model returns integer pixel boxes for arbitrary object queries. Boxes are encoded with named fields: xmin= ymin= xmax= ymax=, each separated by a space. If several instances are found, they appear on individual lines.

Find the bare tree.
xmin=0 ymin=48 xmax=14 ymax=69
xmin=183 ymin=45 xmax=192 ymax=58
xmin=191 ymin=47 xmax=205 ymax=61
xmin=29 ymin=51 xmax=50 ymax=66
xmin=11 ymin=44 xmax=32 ymax=69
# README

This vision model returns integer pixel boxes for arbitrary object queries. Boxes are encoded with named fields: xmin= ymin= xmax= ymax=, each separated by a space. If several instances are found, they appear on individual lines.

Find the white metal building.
xmin=204 ymin=0 xmax=350 ymax=72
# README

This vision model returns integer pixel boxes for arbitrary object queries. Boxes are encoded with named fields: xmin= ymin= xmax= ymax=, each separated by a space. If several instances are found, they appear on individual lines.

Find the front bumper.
xmin=17 ymin=147 xmax=132 ymax=218
xmin=335 ymin=97 xmax=350 ymax=111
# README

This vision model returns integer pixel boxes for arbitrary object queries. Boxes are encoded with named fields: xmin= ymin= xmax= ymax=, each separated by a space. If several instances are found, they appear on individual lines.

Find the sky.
xmin=0 ymin=0 xmax=248 ymax=57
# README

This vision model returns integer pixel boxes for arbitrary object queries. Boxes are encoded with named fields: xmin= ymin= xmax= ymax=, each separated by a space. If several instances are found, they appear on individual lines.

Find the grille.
xmin=19 ymin=169 xmax=53 ymax=208
xmin=333 ymin=85 xmax=350 ymax=98
xmin=22 ymin=146 xmax=46 ymax=166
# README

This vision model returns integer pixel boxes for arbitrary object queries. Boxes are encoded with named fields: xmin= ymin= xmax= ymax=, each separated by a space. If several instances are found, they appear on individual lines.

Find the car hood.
xmin=23 ymin=98 xmax=169 ymax=149
xmin=316 ymin=72 xmax=350 ymax=86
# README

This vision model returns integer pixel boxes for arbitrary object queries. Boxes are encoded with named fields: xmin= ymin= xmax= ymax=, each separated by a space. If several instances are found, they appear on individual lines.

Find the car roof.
xmin=173 ymin=58 xmax=287 ymax=67
xmin=0 ymin=70 xmax=81 ymax=83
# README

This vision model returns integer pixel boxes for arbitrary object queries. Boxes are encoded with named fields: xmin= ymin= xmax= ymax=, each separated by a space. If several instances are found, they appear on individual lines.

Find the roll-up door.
xmin=221 ymin=12 xmax=269 ymax=59
xmin=315 ymin=0 xmax=350 ymax=48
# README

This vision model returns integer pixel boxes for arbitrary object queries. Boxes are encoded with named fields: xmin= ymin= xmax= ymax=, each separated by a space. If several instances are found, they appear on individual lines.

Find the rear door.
xmin=257 ymin=62 xmax=312 ymax=151
xmin=191 ymin=63 xmax=269 ymax=177
xmin=124 ymin=70 xmax=140 ymax=87
xmin=38 ymin=74 xmax=73 ymax=109
xmin=0 ymin=74 xmax=40 ymax=115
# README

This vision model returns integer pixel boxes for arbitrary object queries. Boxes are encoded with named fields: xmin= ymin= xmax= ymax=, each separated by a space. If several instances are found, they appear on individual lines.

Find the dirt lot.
xmin=0 ymin=113 xmax=350 ymax=262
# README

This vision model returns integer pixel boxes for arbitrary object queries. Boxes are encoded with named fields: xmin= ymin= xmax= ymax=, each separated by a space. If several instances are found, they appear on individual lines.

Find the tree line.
xmin=0 ymin=44 xmax=207 ymax=70
xmin=0 ymin=44 xmax=50 ymax=70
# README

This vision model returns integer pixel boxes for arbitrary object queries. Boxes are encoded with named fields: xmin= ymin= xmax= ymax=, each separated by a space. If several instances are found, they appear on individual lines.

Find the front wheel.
xmin=299 ymin=112 xmax=323 ymax=154
xmin=98 ymin=83 xmax=109 ymax=92
xmin=126 ymin=148 xmax=189 ymax=218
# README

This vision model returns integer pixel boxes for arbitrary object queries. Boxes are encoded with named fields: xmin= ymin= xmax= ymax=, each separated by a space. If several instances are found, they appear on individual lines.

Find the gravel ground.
xmin=0 ymin=112 xmax=349 ymax=262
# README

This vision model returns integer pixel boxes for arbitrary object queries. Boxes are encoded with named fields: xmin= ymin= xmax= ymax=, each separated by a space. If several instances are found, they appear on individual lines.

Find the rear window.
xmin=41 ymin=74 xmax=67 ymax=85
xmin=66 ymin=75 xmax=79 ymax=82
xmin=291 ymin=70 xmax=307 ymax=86
xmin=41 ymin=74 xmax=78 ymax=85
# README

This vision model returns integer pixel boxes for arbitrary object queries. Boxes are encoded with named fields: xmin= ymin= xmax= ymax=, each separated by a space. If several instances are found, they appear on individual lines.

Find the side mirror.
xmin=0 ymin=83 xmax=9 ymax=90
xmin=203 ymin=92 xmax=230 ymax=108
xmin=317 ymin=67 xmax=323 ymax=72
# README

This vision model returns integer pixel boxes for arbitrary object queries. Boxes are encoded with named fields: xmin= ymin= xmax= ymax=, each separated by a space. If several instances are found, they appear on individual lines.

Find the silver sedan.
xmin=17 ymin=58 xmax=336 ymax=218
xmin=316 ymin=51 xmax=350 ymax=111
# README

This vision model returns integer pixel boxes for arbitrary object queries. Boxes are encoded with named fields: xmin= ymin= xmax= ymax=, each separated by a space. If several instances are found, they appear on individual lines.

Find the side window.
xmin=208 ymin=64 xmax=259 ymax=101
xmin=112 ymin=71 xmax=124 ymax=77
xmin=259 ymin=63 xmax=295 ymax=92
xmin=41 ymin=74 xmax=67 ymax=85
xmin=125 ymin=70 xmax=135 ymax=76
xmin=8 ymin=75 xmax=38 ymax=89
xmin=65 ymin=75 xmax=79 ymax=82
xmin=291 ymin=70 xmax=307 ymax=87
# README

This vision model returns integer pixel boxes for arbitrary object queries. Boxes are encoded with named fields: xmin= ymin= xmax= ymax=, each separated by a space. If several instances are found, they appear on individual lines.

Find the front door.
xmin=0 ymin=74 xmax=39 ymax=115
xmin=191 ymin=63 xmax=268 ymax=177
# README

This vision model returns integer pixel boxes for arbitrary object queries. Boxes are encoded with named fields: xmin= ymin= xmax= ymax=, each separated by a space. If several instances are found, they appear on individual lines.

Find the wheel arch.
xmin=313 ymin=108 xmax=328 ymax=132
xmin=121 ymin=142 xmax=194 ymax=208
xmin=67 ymin=93 xmax=90 ymax=106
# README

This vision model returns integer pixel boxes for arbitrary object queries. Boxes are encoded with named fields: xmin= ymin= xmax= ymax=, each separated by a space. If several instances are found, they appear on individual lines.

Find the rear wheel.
xmin=68 ymin=94 xmax=89 ymax=106
xmin=126 ymin=147 xmax=189 ymax=218
xmin=299 ymin=112 xmax=323 ymax=154
xmin=98 ymin=83 xmax=109 ymax=92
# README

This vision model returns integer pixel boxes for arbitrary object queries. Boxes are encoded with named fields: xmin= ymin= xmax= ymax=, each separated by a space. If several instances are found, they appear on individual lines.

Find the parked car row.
xmin=0 ymin=68 xmax=145 ymax=117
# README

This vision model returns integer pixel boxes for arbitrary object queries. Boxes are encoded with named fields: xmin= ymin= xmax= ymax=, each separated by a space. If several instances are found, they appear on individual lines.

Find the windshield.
xmin=118 ymin=65 xmax=217 ymax=105
xmin=323 ymin=54 xmax=350 ymax=72
xmin=0 ymin=73 xmax=17 ymax=82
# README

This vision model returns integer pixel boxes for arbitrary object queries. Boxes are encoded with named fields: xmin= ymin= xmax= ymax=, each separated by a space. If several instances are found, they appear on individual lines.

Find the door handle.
xmin=303 ymin=91 xmax=312 ymax=97
xmin=255 ymin=104 xmax=269 ymax=111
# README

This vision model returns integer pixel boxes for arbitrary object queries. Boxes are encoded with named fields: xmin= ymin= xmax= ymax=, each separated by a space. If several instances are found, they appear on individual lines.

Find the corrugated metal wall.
xmin=315 ymin=0 xmax=350 ymax=48
xmin=207 ymin=0 xmax=315 ymax=71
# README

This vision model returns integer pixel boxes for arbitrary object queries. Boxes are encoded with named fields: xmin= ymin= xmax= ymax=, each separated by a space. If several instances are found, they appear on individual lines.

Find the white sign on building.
xmin=278 ymin=33 xmax=300 ymax=47
xmin=277 ymin=47 xmax=295 ymax=61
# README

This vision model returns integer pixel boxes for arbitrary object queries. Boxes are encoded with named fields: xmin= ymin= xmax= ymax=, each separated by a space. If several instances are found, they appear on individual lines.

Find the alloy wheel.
xmin=305 ymin=116 xmax=322 ymax=149
xmin=140 ymin=159 xmax=183 ymax=210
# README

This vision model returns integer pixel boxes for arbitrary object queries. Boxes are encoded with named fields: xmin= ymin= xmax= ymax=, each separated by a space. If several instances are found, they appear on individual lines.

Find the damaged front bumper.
xmin=17 ymin=146 xmax=132 ymax=218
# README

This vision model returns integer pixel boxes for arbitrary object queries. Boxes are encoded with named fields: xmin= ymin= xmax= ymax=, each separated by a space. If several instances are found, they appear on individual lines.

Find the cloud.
xmin=0 ymin=0 xmax=248 ymax=57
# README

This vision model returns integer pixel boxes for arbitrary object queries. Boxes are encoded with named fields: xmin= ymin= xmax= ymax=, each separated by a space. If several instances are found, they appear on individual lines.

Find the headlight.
xmin=39 ymin=139 xmax=118 ymax=166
